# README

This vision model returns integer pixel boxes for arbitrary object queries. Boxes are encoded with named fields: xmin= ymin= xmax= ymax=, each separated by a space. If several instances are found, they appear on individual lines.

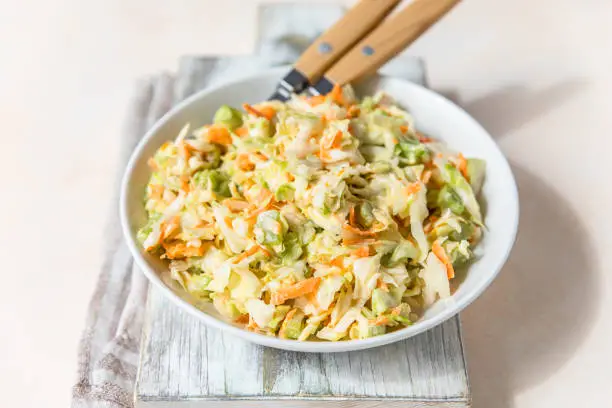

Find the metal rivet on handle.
xmin=318 ymin=42 xmax=332 ymax=54
xmin=362 ymin=46 xmax=375 ymax=56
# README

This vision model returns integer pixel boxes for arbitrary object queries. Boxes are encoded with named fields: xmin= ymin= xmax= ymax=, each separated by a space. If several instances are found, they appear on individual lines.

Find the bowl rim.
xmin=120 ymin=66 xmax=519 ymax=352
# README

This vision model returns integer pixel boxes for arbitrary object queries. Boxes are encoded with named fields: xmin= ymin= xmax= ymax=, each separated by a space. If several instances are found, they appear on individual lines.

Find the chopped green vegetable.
xmin=268 ymin=305 xmax=291 ymax=331
xmin=371 ymin=161 xmax=392 ymax=174
xmin=281 ymin=232 xmax=303 ymax=264
xmin=438 ymin=185 xmax=465 ymax=215
xmin=372 ymin=288 xmax=400 ymax=315
xmin=466 ymin=158 xmax=486 ymax=195
xmin=441 ymin=163 xmax=482 ymax=223
xmin=212 ymin=294 xmax=242 ymax=319
xmin=356 ymin=322 xmax=386 ymax=339
xmin=213 ymin=105 xmax=243 ymax=130
xmin=137 ymin=213 xmax=161 ymax=244
xmin=281 ymin=310 xmax=304 ymax=340
xmin=382 ymin=241 xmax=419 ymax=267
xmin=255 ymin=210 xmax=287 ymax=247
xmin=449 ymin=219 xmax=474 ymax=241
xmin=445 ymin=240 xmax=473 ymax=269
xmin=394 ymin=140 xmax=430 ymax=165
xmin=275 ymin=184 xmax=295 ymax=201
xmin=201 ymin=145 xmax=221 ymax=169
xmin=356 ymin=201 xmax=375 ymax=228
xmin=193 ymin=169 xmax=231 ymax=197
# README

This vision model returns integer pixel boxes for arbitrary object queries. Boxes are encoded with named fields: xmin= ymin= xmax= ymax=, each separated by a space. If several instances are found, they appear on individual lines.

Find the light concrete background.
xmin=1 ymin=0 xmax=610 ymax=407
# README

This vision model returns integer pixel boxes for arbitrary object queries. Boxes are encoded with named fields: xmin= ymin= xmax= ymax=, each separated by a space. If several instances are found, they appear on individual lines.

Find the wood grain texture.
xmin=137 ymin=288 xmax=469 ymax=407
xmin=325 ymin=0 xmax=461 ymax=86
xmin=294 ymin=0 xmax=400 ymax=82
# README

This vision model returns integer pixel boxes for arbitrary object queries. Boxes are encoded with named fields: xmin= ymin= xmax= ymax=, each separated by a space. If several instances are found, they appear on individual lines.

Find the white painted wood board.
xmin=136 ymin=288 xmax=469 ymax=407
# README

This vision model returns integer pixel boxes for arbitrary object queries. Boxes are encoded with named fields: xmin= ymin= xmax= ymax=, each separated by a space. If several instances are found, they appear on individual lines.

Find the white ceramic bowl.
xmin=120 ymin=67 xmax=519 ymax=352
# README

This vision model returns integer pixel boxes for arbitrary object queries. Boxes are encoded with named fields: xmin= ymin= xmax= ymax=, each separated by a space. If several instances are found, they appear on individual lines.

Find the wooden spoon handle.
xmin=324 ymin=0 xmax=461 ymax=87
xmin=294 ymin=0 xmax=401 ymax=83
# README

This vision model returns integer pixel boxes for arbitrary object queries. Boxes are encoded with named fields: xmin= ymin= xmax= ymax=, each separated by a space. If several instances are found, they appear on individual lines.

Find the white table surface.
xmin=1 ymin=0 xmax=611 ymax=407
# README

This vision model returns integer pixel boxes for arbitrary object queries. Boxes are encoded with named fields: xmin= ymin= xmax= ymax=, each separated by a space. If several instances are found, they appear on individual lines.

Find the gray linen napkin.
xmin=71 ymin=4 xmax=425 ymax=407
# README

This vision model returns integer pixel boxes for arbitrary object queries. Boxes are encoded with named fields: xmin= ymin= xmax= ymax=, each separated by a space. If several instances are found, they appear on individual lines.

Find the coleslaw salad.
xmin=137 ymin=85 xmax=486 ymax=341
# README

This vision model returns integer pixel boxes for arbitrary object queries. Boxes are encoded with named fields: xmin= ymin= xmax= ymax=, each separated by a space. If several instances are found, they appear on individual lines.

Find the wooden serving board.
xmin=137 ymin=288 xmax=469 ymax=407
xmin=135 ymin=5 xmax=470 ymax=407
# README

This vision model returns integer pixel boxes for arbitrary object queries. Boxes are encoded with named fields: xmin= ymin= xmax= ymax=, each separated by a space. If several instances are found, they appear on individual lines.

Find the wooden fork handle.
xmin=294 ymin=0 xmax=401 ymax=83
xmin=324 ymin=0 xmax=462 ymax=87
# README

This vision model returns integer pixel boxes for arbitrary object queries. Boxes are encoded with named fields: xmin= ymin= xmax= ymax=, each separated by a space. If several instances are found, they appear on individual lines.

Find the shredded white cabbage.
xmin=138 ymin=86 xmax=485 ymax=341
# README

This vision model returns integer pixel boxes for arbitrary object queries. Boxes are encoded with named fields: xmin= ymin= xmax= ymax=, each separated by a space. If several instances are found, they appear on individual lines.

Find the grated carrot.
xmin=233 ymin=245 xmax=261 ymax=264
xmin=160 ymin=216 xmax=181 ymax=242
xmin=342 ymin=236 xmax=377 ymax=246
xmin=390 ymin=305 xmax=403 ymax=316
xmin=346 ymin=105 xmax=360 ymax=119
xmin=162 ymin=241 xmax=206 ymax=259
xmin=234 ymin=314 xmax=249 ymax=324
xmin=257 ymin=245 xmax=272 ymax=258
xmin=417 ymin=132 xmax=432 ymax=143
xmin=207 ymin=125 xmax=232 ymax=145
xmin=405 ymin=182 xmax=422 ymax=196
xmin=305 ymin=291 xmax=321 ymax=309
xmin=342 ymin=224 xmax=377 ymax=237
xmin=252 ymin=151 xmax=269 ymax=161
xmin=242 ymin=103 xmax=262 ymax=117
xmin=278 ymin=308 xmax=298 ymax=338
xmin=254 ymin=188 xmax=274 ymax=205
xmin=246 ymin=317 xmax=260 ymax=331
xmin=180 ymin=176 xmax=191 ymax=193
xmin=307 ymin=95 xmax=326 ymax=106
xmin=329 ymin=256 xmax=345 ymax=269
xmin=258 ymin=106 xmax=276 ymax=120
xmin=235 ymin=127 xmax=248 ymax=137
xmin=348 ymin=206 xmax=357 ymax=226
xmin=318 ymin=149 xmax=332 ymax=161
xmin=245 ymin=205 xmax=270 ymax=222
xmin=457 ymin=153 xmax=469 ymax=181
xmin=243 ymin=103 xmax=275 ymax=120
xmin=180 ymin=142 xmax=191 ymax=160
xmin=377 ymin=278 xmax=390 ymax=292
xmin=432 ymin=240 xmax=455 ymax=279
xmin=400 ymin=125 xmax=409 ymax=134
xmin=147 ymin=158 xmax=158 ymax=171
xmin=271 ymin=277 xmax=321 ymax=305
xmin=236 ymin=153 xmax=255 ymax=171
xmin=351 ymin=246 xmax=370 ymax=258
xmin=330 ymin=130 xmax=343 ymax=149
xmin=149 ymin=184 xmax=164 ymax=200
xmin=223 ymin=198 xmax=250 ymax=212
xmin=371 ymin=315 xmax=391 ymax=326
xmin=328 ymin=84 xmax=344 ymax=105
